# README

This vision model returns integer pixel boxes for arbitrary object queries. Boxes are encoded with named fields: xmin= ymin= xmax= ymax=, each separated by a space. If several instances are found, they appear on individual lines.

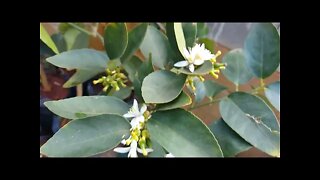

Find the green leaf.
xmin=244 ymin=23 xmax=280 ymax=78
xmin=147 ymin=109 xmax=223 ymax=157
xmin=219 ymin=92 xmax=280 ymax=157
xmin=51 ymin=33 xmax=67 ymax=53
xmin=174 ymin=61 xmax=213 ymax=75
xmin=133 ymin=55 xmax=154 ymax=103
xmin=104 ymin=23 xmax=128 ymax=59
xmin=222 ymin=48 xmax=253 ymax=85
xmin=123 ymin=55 xmax=142 ymax=82
xmin=64 ymin=28 xmax=89 ymax=50
xmin=121 ymin=23 xmax=148 ymax=63
xmin=197 ymin=38 xmax=215 ymax=53
xmin=148 ymin=139 xmax=166 ymax=157
xmin=111 ymin=87 xmax=132 ymax=100
xmin=203 ymin=80 xmax=226 ymax=98
xmin=140 ymin=26 xmax=170 ymax=69
xmin=194 ymin=78 xmax=206 ymax=103
xmin=166 ymin=23 xmax=186 ymax=61
xmin=196 ymin=23 xmax=209 ymax=38
xmin=71 ymin=32 xmax=89 ymax=50
xmin=63 ymin=69 xmax=99 ymax=88
xmin=40 ymin=114 xmax=130 ymax=157
xmin=182 ymin=23 xmax=197 ymax=47
xmin=44 ymin=96 xmax=129 ymax=119
xmin=209 ymin=118 xmax=252 ymax=157
xmin=142 ymin=70 xmax=187 ymax=103
xmin=40 ymin=23 xmax=59 ymax=54
xmin=46 ymin=49 xmax=108 ymax=72
xmin=265 ymin=81 xmax=280 ymax=111
xmin=156 ymin=91 xmax=191 ymax=111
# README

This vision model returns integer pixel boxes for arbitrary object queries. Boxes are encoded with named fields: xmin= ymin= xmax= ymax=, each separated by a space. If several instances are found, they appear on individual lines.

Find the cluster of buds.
xmin=209 ymin=51 xmax=227 ymax=79
xmin=93 ymin=67 xmax=128 ymax=92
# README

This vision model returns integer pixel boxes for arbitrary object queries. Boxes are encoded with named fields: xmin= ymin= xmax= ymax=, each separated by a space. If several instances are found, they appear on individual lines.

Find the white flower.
xmin=165 ymin=153 xmax=175 ymax=158
xmin=123 ymin=99 xmax=147 ymax=130
xmin=114 ymin=139 xmax=154 ymax=158
xmin=174 ymin=43 xmax=215 ymax=72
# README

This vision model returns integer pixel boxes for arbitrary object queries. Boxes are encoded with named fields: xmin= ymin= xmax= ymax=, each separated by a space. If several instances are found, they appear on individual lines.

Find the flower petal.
xmin=132 ymin=99 xmax=139 ymax=114
xmin=130 ymin=118 xmax=140 ymax=129
xmin=123 ymin=112 xmax=136 ymax=118
xmin=114 ymin=147 xmax=130 ymax=153
xmin=189 ymin=64 xmax=195 ymax=72
xmin=128 ymin=140 xmax=138 ymax=158
xmin=140 ymin=104 xmax=147 ymax=114
xmin=174 ymin=61 xmax=189 ymax=68
xmin=165 ymin=153 xmax=175 ymax=157
xmin=121 ymin=139 xmax=126 ymax=145
xmin=194 ymin=59 xmax=204 ymax=65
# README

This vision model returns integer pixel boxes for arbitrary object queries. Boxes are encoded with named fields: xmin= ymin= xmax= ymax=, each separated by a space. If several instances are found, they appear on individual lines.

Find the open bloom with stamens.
xmin=123 ymin=99 xmax=147 ymax=130
xmin=114 ymin=138 xmax=153 ymax=158
xmin=174 ymin=43 xmax=215 ymax=72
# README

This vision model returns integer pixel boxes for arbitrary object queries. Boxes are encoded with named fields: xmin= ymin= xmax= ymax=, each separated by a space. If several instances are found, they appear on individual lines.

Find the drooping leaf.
xmin=51 ymin=33 xmax=67 ymax=53
xmin=44 ymin=96 xmax=129 ymax=119
xmin=209 ymin=118 xmax=252 ymax=157
xmin=156 ymin=91 xmax=191 ymax=111
xmin=40 ymin=23 xmax=59 ymax=54
xmin=265 ymin=81 xmax=280 ymax=111
xmin=219 ymin=92 xmax=280 ymax=157
xmin=222 ymin=49 xmax=253 ymax=85
xmin=140 ymin=26 xmax=170 ymax=69
xmin=40 ymin=114 xmax=130 ymax=157
xmin=194 ymin=78 xmax=206 ymax=103
xmin=244 ymin=23 xmax=280 ymax=79
xmin=147 ymin=109 xmax=223 ymax=157
xmin=46 ymin=49 xmax=108 ymax=72
xmin=141 ymin=70 xmax=186 ymax=103
xmin=111 ymin=87 xmax=132 ymax=100
xmin=166 ymin=23 xmax=186 ymax=61
xmin=203 ymin=80 xmax=226 ymax=98
xmin=104 ymin=23 xmax=128 ymax=59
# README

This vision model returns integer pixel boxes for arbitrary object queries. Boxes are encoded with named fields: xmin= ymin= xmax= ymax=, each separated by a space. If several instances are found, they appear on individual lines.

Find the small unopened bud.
xmin=198 ymin=76 xmax=205 ymax=82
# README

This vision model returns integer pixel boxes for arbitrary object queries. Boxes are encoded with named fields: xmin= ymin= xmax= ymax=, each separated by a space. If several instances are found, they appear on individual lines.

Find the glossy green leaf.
xmin=40 ymin=114 xmax=130 ymax=157
xmin=265 ymin=81 xmax=280 ymax=111
xmin=40 ymin=23 xmax=59 ymax=54
xmin=219 ymin=92 xmax=280 ymax=157
xmin=196 ymin=23 xmax=209 ymax=38
xmin=142 ymin=70 xmax=187 ymax=103
xmin=222 ymin=48 xmax=253 ymax=85
xmin=156 ymin=91 xmax=191 ymax=111
xmin=209 ymin=118 xmax=252 ymax=157
xmin=121 ymin=23 xmax=148 ymax=63
xmin=244 ymin=23 xmax=280 ymax=78
xmin=123 ymin=55 xmax=142 ymax=82
xmin=104 ymin=23 xmax=128 ymax=59
xmin=194 ymin=78 xmax=206 ymax=103
xmin=51 ymin=33 xmax=67 ymax=53
xmin=147 ymin=109 xmax=223 ymax=157
xmin=140 ymin=26 xmax=170 ymax=69
xmin=204 ymin=80 xmax=226 ymax=97
xmin=174 ymin=61 xmax=213 ymax=75
xmin=46 ymin=49 xmax=108 ymax=71
xmin=44 ymin=96 xmax=129 ymax=119
xmin=63 ymin=69 xmax=99 ymax=88
xmin=197 ymin=38 xmax=215 ymax=54
xmin=182 ymin=23 xmax=197 ymax=47
xmin=111 ymin=87 xmax=132 ymax=100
